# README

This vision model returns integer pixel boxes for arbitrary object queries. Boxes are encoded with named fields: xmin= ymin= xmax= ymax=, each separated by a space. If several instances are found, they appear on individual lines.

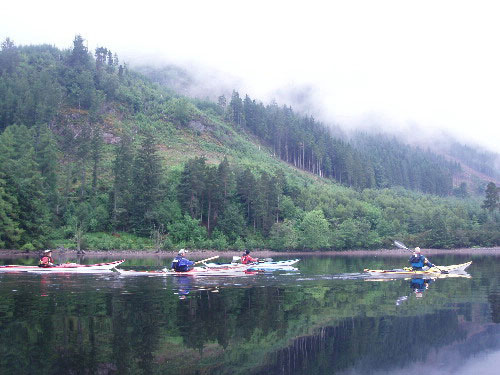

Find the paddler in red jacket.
xmin=241 ymin=250 xmax=258 ymax=264
xmin=39 ymin=250 xmax=55 ymax=267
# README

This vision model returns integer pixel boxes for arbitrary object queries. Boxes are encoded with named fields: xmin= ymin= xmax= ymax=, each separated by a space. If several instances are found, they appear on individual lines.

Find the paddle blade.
xmin=394 ymin=241 xmax=408 ymax=250
xmin=194 ymin=255 xmax=220 ymax=265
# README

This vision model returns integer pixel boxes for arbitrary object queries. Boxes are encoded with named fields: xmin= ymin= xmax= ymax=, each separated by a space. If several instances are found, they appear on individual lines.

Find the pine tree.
xmin=111 ymin=132 xmax=134 ymax=231
xmin=90 ymin=125 xmax=103 ymax=196
xmin=178 ymin=157 xmax=207 ymax=220
xmin=0 ymin=172 xmax=22 ymax=248
xmin=217 ymin=95 xmax=226 ymax=111
xmin=68 ymin=35 xmax=90 ymax=70
xmin=130 ymin=132 xmax=163 ymax=235
xmin=0 ymin=37 xmax=20 ymax=74
xmin=482 ymin=182 xmax=499 ymax=212
xmin=236 ymin=168 xmax=256 ymax=225
xmin=204 ymin=165 xmax=218 ymax=233
xmin=229 ymin=91 xmax=244 ymax=126
xmin=34 ymin=124 xmax=59 ymax=217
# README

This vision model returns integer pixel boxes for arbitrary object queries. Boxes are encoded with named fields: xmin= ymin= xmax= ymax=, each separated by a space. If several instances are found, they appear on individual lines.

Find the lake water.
xmin=0 ymin=253 xmax=498 ymax=375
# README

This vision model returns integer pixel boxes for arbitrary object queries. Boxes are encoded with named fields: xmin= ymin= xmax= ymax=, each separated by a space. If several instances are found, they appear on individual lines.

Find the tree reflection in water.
xmin=0 ymin=255 xmax=497 ymax=374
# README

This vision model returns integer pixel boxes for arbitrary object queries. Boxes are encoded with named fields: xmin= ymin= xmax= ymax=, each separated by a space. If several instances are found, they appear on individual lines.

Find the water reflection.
xmin=409 ymin=277 xmax=433 ymax=298
xmin=0 ymin=254 xmax=497 ymax=375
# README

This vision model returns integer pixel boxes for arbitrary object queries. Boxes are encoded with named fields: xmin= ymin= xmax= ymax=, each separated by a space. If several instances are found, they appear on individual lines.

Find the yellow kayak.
xmin=364 ymin=261 xmax=472 ymax=276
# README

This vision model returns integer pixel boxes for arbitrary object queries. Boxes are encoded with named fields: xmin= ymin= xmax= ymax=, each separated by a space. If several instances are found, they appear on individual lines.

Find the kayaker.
xmin=241 ymin=250 xmax=258 ymax=264
xmin=409 ymin=247 xmax=434 ymax=270
xmin=171 ymin=249 xmax=195 ymax=272
xmin=39 ymin=250 xmax=55 ymax=267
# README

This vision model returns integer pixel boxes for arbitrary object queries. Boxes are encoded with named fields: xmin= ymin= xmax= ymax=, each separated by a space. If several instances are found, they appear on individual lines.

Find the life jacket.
xmin=171 ymin=256 xmax=194 ymax=272
xmin=409 ymin=254 xmax=425 ymax=269
xmin=241 ymin=254 xmax=257 ymax=264
xmin=39 ymin=255 xmax=54 ymax=268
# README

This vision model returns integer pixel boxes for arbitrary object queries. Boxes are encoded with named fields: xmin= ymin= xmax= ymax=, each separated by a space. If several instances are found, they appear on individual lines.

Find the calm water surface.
xmin=0 ymin=253 xmax=498 ymax=375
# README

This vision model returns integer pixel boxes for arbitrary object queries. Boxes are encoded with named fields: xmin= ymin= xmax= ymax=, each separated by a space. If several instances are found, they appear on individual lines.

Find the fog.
xmin=2 ymin=0 xmax=499 ymax=154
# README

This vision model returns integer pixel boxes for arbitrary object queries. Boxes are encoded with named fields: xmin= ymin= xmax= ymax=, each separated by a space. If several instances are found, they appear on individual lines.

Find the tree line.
xmin=1 ymin=121 xmax=498 ymax=250
xmin=221 ymin=91 xmax=460 ymax=195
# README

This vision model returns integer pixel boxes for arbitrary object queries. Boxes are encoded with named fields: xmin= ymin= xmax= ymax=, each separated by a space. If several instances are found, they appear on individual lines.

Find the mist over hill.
xmin=134 ymin=60 xmax=500 ymax=188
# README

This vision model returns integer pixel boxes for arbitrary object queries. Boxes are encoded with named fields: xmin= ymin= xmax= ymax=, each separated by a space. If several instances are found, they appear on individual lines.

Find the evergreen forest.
xmin=0 ymin=36 xmax=499 ymax=251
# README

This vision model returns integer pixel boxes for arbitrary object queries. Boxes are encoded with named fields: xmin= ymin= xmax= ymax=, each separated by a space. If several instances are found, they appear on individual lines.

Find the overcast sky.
xmin=2 ymin=0 xmax=499 ymax=153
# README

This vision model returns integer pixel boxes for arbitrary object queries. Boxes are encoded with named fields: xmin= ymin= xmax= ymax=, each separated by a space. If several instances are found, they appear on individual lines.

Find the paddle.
xmin=393 ymin=241 xmax=447 ymax=273
xmin=394 ymin=240 xmax=411 ymax=252
xmin=194 ymin=255 xmax=220 ymax=265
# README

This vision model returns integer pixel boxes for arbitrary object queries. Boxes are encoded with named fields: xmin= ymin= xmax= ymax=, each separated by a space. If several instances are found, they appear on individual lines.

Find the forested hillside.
xmin=0 ymin=36 xmax=498 ymax=251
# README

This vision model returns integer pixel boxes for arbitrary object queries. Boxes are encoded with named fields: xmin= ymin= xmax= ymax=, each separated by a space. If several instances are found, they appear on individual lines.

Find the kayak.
xmin=116 ymin=265 xmax=254 ymax=277
xmin=116 ymin=259 xmax=300 ymax=276
xmin=363 ymin=261 xmax=472 ymax=276
xmin=246 ymin=259 xmax=300 ymax=271
xmin=0 ymin=259 xmax=125 ymax=273
xmin=203 ymin=259 xmax=299 ymax=269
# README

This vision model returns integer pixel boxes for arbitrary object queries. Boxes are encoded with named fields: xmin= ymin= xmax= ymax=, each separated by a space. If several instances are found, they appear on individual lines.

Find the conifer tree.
xmin=111 ymin=132 xmax=134 ymax=231
xmin=482 ymin=182 xmax=499 ymax=212
xmin=68 ymin=35 xmax=90 ymax=70
xmin=229 ymin=91 xmax=244 ymax=126
xmin=130 ymin=132 xmax=163 ymax=235
xmin=236 ymin=167 xmax=256 ymax=225
xmin=178 ymin=157 xmax=207 ymax=220
xmin=0 ymin=172 xmax=22 ymax=248
xmin=34 ymin=124 xmax=59 ymax=216
xmin=0 ymin=37 xmax=20 ymax=74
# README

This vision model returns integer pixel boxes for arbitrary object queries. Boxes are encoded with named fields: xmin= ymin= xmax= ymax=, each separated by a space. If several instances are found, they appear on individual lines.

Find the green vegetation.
xmin=0 ymin=36 xmax=499 ymax=251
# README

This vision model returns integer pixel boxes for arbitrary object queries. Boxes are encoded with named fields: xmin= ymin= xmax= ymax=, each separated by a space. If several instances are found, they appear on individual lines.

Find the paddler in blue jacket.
xmin=409 ymin=247 xmax=434 ymax=270
xmin=171 ymin=249 xmax=195 ymax=272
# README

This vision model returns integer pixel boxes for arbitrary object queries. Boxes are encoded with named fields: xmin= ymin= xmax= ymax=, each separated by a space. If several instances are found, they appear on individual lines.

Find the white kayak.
xmin=116 ymin=259 xmax=301 ymax=276
xmin=0 ymin=260 xmax=125 ymax=273
xmin=116 ymin=265 xmax=252 ymax=277
xmin=245 ymin=259 xmax=300 ymax=271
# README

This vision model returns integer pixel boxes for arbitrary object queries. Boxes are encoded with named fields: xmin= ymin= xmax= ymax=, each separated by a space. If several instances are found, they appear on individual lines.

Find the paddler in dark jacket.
xmin=39 ymin=250 xmax=55 ymax=267
xmin=241 ymin=250 xmax=258 ymax=264
xmin=171 ymin=249 xmax=195 ymax=272
xmin=409 ymin=247 xmax=434 ymax=270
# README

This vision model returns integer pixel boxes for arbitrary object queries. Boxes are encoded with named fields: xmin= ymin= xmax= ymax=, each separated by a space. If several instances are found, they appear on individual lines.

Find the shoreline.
xmin=1 ymin=247 xmax=499 ymax=259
